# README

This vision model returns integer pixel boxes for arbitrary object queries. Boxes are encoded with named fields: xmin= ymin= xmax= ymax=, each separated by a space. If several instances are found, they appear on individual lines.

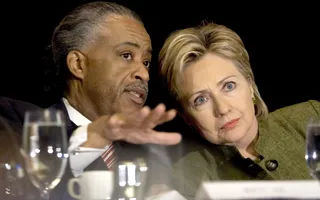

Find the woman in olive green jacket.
xmin=158 ymin=22 xmax=318 ymax=199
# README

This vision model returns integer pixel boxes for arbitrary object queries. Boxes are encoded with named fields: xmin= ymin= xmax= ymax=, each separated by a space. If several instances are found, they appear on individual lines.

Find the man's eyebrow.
xmin=115 ymin=42 xmax=152 ymax=54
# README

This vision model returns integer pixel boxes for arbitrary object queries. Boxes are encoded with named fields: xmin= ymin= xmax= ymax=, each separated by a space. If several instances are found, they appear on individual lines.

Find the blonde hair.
xmin=159 ymin=22 xmax=268 ymax=118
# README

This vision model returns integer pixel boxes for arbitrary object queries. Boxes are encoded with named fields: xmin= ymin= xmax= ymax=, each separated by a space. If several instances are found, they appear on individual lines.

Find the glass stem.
xmin=40 ymin=189 xmax=50 ymax=200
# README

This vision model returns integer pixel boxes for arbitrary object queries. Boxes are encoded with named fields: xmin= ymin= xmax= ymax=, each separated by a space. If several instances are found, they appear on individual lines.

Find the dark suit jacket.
xmin=48 ymin=100 xmax=110 ymax=200
xmin=0 ymin=96 xmax=41 ymax=135
xmin=48 ymin=100 xmax=175 ymax=199
xmin=0 ymin=97 xmax=74 ymax=199
xmin=0 ymin=97 xmax=108 ymax=199
xmin=49 ymin=100 xmax=110 ymax=170
xmin=0 ymin=97 xmax=174 ymax=199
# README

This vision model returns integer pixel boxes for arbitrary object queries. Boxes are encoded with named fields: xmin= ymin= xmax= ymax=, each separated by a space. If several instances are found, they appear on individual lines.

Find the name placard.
xmin=195 ymin=180 xmax=320 ymax=200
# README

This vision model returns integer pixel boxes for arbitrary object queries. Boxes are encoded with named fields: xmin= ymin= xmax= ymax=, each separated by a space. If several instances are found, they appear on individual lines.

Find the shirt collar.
xmin=62 ymin=97 xmax=91 ymax=126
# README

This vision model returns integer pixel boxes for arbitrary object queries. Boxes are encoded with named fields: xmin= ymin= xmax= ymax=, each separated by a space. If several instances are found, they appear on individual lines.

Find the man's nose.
xmin=132 ymin=65 xmax=149 ymax=82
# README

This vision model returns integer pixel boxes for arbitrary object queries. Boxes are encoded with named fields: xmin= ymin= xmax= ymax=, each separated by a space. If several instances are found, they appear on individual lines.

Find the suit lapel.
xmin=49 ymin=100 xmax=78 ymax=138
xmin=47 ymin=100 xmax=78 ymax=200
xmin=49 ymin=100 xmax=110 ymax=172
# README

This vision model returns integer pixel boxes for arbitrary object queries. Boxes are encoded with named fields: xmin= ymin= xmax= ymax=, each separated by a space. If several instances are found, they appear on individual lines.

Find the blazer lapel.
xmin=49 ymin=100 xmax=78 ymax=137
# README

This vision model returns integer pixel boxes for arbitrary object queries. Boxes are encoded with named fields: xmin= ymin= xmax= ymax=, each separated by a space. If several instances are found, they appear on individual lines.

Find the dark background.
xmin=1 ymin=0 xmax=319 ymax=113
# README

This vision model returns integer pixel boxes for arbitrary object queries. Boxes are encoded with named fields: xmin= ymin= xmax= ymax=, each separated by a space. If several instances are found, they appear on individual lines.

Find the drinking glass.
xmin=112 ymin=143 xmax=174 ymax=199
xmin=21 ymin=109 xmax=69 ymax=200
xmin=306 ymin=117 xmax=320 ymax=180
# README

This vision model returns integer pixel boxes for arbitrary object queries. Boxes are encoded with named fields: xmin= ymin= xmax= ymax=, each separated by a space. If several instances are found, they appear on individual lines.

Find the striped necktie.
xmin=101 ymin=143 xmax=117 ymax=170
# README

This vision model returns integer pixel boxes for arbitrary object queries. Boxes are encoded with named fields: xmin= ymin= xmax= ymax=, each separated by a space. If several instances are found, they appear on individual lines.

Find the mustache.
xmin=125 ymin=81 xmax=149 ymax=94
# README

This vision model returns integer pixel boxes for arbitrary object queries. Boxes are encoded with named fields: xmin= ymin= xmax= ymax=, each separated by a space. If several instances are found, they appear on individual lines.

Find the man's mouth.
xmin=125 ymin=87 xmax=147 ymax=105
xmin=130 ymin=91 xmax=142 ymax=98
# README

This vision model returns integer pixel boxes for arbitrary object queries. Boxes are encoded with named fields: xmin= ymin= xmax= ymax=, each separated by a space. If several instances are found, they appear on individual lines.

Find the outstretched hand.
xmin=84 ymin=103 xmax=181 ymax=148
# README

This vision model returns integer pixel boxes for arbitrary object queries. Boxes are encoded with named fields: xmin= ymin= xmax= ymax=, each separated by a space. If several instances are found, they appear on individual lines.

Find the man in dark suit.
xmin=0 ymin=1 xmax=182 ymax=199
xmin=46 ymin=0 xmax=181 ymax=178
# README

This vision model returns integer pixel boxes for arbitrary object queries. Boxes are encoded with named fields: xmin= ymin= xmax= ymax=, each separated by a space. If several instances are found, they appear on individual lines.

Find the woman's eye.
xmin=194 ymin=96 xmax=207 ymax=106
xmin=223 ymin=82 xmax=236 ymax=91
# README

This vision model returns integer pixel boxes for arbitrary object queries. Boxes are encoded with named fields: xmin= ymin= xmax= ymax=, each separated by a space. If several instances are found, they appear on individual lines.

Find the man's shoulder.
xmin=0 ymin=96 xmax=39 ymax=107
xmin=0 ymin=96 xmax=42 ymax=133
xmin=0 ymin=96 xmax=41 ymax=117
xmin=48 ymin=99 xmax=65 ymax=110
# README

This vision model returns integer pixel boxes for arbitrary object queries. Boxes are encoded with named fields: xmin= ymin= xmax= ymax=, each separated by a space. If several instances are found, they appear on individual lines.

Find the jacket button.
xmin=265 ymin=160 xmax=278 ymax=171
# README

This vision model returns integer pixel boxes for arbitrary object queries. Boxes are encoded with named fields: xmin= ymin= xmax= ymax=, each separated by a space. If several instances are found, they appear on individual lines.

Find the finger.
xmin=129 ymin=106 xmax=151 ymax=126
xmin=123 ymin=130 xmax=181 ymax=145
xmin=108 ymin=114 xmax=125 ymax=127
xmin=123 ymin=131 xmax=150 ymax=144
xmin=141 ymin=103 xmax=166 ymax=129
xmin=139 ymin=106 xmax=151 ymax=118
xmin=107 ymin=107 xmax=151 ymax=141
xmin=106 ymin=111 xmax=148 ymax=138
xmin=146 ymin=132 xmax=182 ymax=145
xmin=105 ymin=114 xmax=126 ymax=140
xmin=157 ymin=109 xmax=177 ymax=125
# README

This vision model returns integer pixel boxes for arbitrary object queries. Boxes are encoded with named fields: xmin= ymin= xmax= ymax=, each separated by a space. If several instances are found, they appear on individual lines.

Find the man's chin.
xmin=118 ymin=102 xmax=144 ymax=114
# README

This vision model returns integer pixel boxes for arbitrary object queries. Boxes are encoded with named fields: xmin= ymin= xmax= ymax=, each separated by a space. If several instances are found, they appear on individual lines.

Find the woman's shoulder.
xmin=269 ymin=100 xmax=320 ymax=119
xmin=259 ymin=100 xmax=320 ymax=136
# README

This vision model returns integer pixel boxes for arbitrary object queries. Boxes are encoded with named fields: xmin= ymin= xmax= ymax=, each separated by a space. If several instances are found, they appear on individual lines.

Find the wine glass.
xmin=21 ymin=109 xmax=69 ymax=200
xmin=305 ymin=116 xmax=320 ymax=180
xmin=112 ymin=143 xmax=174 ymax=199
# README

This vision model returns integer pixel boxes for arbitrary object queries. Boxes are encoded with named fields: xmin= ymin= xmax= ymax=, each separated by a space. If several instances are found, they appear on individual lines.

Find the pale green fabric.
xmin=172 ymin=100 xmax=320 ymax=199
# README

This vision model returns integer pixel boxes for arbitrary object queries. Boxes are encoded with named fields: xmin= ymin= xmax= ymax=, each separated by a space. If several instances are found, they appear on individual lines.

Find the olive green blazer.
xmin=172 ymin=100 xmax=320 ymax=199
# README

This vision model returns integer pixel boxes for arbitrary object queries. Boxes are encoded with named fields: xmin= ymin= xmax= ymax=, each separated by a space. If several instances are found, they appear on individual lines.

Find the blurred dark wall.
xmin=1 ymin=0 xmax=319 ymax=113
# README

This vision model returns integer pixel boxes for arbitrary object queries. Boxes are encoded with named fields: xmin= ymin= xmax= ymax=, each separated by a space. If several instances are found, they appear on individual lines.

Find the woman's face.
xmin=180 ymin=53 xmax=258 ymax=146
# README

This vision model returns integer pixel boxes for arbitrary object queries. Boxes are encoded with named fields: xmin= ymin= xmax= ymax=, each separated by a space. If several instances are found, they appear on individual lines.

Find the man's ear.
xmin=66 ymin=50 xmax=87 ymax=79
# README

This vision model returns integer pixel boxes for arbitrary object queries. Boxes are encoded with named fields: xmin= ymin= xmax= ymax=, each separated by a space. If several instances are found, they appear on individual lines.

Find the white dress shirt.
xmin=63 ymin=98 xmax=109 ymax=177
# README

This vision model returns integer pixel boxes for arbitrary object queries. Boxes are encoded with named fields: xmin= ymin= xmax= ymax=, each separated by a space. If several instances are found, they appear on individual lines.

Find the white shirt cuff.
xmin=68 ymin=125 xmax=108 ymax=177
xmin=68 ymin=125 xmax=88 ymax=153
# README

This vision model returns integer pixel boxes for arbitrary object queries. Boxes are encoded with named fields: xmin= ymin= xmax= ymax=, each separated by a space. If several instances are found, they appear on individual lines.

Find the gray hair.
xmin=47 ymin=1 xmax=143 ymax=94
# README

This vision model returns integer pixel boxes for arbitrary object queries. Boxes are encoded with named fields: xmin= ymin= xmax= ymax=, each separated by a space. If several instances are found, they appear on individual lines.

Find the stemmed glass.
xmin=306 ymin=116 xmax=320 ymax=180
xmin=112 ymin=144 xmax=174 ymax=199
xmin=21 ymin=109 xmax=69 ymax=200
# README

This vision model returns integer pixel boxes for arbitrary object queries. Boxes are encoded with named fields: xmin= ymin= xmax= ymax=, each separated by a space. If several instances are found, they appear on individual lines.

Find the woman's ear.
xmin=246 ymin=76 xmax=254 ymax=98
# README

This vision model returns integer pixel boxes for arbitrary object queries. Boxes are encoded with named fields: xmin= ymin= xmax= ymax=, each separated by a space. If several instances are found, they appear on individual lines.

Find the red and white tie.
xmin=101 ymin=143 xmax=117 ymax=170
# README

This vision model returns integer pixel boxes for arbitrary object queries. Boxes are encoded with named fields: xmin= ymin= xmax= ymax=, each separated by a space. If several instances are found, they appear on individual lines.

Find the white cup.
xmin=67 ymin=170 xmax=114 ymax=200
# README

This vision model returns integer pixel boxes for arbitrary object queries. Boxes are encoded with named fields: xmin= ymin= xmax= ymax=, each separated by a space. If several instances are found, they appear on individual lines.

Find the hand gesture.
xmin=84 ymin=103 xmax=181 ymax=148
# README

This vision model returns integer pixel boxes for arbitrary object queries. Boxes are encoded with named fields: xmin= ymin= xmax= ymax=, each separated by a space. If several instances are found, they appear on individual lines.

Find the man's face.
xmin=82 ymin=15 xmax=152 ymax=116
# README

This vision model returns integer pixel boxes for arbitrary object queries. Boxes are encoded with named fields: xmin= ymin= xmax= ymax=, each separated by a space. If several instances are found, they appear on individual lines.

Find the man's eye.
xmin=121 ymin=53 xmax=132 ymax=60
xmin=143 ymin=61 xmax=151 ymax=68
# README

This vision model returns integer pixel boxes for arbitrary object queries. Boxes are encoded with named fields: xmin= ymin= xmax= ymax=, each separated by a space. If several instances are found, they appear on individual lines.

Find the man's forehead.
xmin=99 ymin=16 xmax=151 ymax=50
xmin=103 ymin=15 xmax=147 ymax=35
